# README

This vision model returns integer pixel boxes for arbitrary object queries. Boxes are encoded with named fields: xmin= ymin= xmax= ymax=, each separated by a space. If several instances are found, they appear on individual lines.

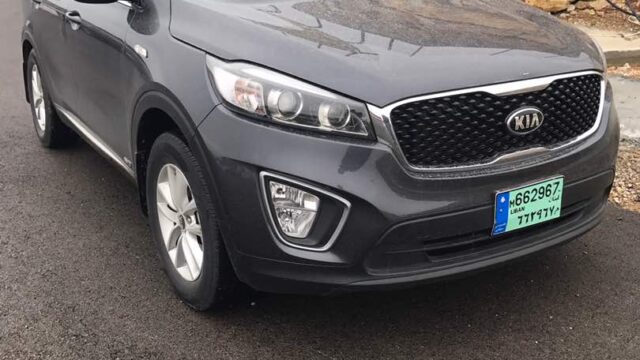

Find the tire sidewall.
xmin=146 ymin=133 xmax=222 ymax=310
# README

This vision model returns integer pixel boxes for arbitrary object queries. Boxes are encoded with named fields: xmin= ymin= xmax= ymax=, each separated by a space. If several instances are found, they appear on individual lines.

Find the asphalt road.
xmin=2 ymin=4 xmax=640 ymax=360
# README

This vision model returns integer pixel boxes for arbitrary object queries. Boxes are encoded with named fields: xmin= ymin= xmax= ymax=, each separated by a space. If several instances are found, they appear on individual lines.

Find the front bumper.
xmin=196 ymin=82 xmax=619 ymax=295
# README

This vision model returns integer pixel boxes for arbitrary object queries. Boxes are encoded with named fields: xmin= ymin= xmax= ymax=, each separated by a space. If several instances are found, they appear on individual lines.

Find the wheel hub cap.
xmin=156 ymin=164 xmax=204 ymax=282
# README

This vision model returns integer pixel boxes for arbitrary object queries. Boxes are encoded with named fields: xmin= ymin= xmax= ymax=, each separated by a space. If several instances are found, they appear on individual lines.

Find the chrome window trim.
xmin=367 ymin=71 xmax=607 ymax=173
xmin=259 ymin=171 xmax=351 ymax=252
xmin=54 ymin=104 xmax=135 ymax=178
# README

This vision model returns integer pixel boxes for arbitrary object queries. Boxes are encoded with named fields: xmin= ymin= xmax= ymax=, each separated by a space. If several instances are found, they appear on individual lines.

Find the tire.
xmin=146 ymin=132 xmax=237 ymax=311
xmin=26 ymin=50 xmax=76 ymax=148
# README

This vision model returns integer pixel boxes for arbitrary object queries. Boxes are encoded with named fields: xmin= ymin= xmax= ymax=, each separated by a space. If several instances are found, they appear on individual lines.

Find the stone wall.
xmin=525 ymin=0 xmax=609 ymax=13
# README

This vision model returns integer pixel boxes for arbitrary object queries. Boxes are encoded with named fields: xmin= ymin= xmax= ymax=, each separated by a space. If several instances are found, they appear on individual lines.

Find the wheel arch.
xmin=131 ymin=84 xmax=216 ymax=216
xmin=132 ymin=86 xmax=242 ymax=294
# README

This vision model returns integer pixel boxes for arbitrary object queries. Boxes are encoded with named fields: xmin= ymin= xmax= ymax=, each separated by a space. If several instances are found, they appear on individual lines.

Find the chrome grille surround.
xmin=367 ymin=71 xmax=606 ymax=173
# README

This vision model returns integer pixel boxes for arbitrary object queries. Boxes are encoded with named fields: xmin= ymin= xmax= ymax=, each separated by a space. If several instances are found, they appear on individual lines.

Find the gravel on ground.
xmin=609 ymin=63 xmax=640 ymax=79
xmin=611 ymin=142 xmax=640 ymax=212
xmin=561 ymin=0 xmax=640 ymax=33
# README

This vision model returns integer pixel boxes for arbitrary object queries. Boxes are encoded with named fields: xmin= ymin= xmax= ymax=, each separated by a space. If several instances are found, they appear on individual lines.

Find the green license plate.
xmin=492 ymin=177 xmax=564 ymax=235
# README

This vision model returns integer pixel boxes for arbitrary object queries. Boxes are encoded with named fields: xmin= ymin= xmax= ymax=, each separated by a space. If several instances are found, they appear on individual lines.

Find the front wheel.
xmin=146 ymin=133 xmax=236 ymax=310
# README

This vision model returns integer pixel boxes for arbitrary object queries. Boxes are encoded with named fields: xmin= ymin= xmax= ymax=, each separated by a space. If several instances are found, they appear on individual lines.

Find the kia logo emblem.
xmin=506 ymin=107 xmax=545 ymax=135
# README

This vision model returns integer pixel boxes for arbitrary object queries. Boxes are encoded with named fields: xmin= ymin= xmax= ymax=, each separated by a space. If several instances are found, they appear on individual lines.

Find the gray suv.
xmin=21 ymin=0 xmax=619 ymax=310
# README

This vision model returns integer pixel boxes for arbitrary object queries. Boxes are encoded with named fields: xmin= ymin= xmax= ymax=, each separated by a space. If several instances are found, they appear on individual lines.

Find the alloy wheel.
xmin=156 ymin=164 xmax=204 ymax=282
xmin=31 ymin=64 xmax=46 ymax=132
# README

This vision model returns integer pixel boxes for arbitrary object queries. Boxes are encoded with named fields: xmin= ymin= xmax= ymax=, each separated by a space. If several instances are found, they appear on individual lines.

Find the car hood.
xmin=170 ymin=0 xmax=603 ymax=107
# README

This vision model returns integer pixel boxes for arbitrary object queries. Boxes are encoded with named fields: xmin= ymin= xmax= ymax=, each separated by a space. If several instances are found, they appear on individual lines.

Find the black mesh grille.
xmin=389 ymin=74 xmax=602 ymax=168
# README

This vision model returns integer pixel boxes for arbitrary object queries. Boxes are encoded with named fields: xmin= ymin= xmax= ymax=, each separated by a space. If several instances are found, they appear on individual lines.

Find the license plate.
xmin=492 ymin=176 xmax=564 ymax=236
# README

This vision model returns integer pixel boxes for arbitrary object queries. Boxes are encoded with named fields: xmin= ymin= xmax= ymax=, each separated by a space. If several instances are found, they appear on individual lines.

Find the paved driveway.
xmin=611 ymin=76 xmax=640 ymax=139
xmin=1 ymin=3 xmax=639 ymax=359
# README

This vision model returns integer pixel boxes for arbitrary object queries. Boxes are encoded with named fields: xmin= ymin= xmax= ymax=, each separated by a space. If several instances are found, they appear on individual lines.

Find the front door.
xmin=64 ymin=1 xmax=131 ymax=163
xmin=29 ymin=0 xmax=77 ymax=111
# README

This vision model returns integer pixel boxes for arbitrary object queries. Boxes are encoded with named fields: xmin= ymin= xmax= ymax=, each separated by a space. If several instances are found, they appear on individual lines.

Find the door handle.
xmin=64 ymin=11 xmax=82 ymax=29
xmin=32 ymin=0 xmax=42 ymax=4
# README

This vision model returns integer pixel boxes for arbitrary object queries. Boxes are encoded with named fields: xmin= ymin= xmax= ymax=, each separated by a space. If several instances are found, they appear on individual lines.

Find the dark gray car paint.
xmin=24 ymin=0 xmax=217 ymax=164
xmin=170 ymin=0 xmax=603 ymax=107
xmin=122 ymin=0 xmax=218 ymax=126
xmin=69 ymin=2 xmax=131 ymax=157
xmin=21 ymin=0 xmax=619 ymax=294
xmin=196 ymin=85 xmax=618 ymax=262
xmin=25 ymin=0 xmax=77 ymax=111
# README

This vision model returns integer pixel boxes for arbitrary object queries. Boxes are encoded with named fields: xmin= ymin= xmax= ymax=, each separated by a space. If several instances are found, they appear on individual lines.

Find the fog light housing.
xmin=260 ymin=172 xmax=351 ymax=252
xmin=269 ymin=181 xmax=320 ymax=238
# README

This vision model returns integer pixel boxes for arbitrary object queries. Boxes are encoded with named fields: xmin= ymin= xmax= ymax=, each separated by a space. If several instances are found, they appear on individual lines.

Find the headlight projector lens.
xmin=267 ymin=90 xmax=303 ymax=121
xmin=319 ymin=103 xmax=351 ymax=129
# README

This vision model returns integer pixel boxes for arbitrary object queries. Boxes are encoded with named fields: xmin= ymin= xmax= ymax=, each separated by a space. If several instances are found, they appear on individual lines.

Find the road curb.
xmin=605 ymin=49 xmax=640 ymax=63
xmin=576 ymin=26 xmax=640 ymax=64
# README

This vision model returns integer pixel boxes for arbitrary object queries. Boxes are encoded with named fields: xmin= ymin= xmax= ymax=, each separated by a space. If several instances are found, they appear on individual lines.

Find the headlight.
xmin=206 ymin=55 xmax=373 ymax=138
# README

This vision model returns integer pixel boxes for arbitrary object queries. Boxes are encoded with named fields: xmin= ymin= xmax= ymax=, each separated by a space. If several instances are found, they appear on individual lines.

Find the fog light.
xmin=269 ymin=181 xmax=320 ymax=238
